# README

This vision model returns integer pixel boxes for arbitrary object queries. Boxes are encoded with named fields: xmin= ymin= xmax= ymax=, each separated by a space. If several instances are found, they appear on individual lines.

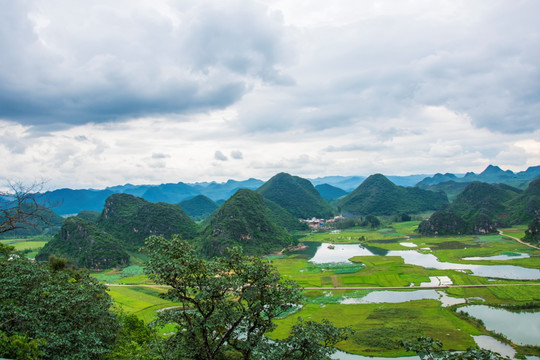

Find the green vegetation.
xmin=98 ymin=193 xmax=199 ymax=249
xmin=143 ymin=234 xmax=350 ymax=360
xmin=199 ymin=189 xmax=296 ymax=257
xmin=106 ymin=286 xmax=180 ymax=323
xmin=0 ymin=236 xmax=50 ymax=258
xmin=258 ymin=172 xmax=335 ymax=218
xmin=77 ymin=209 xmax=101 ymax=222
xmin=1 ymin=244 xmax=118 ymax=359
xmin=0 ymin=203 xmax=64 ymax=239
xmin=506 ymin=179 xmax=540 ymax=224
xmin=426 ymin=180 xmax=470 ymax=202
xmin=272 ymin=301 xmax=479 ymax=356
xmin=402 ymin=336 xmax=508 ymax=360
xmin=338 ymin=174 xmax=448 ymax=216
xmin=36 ymin=217 xmax=130 ymax=270
xmin=179 ymin=194 xmax=219 ymax=221
xmin=5 ymin=174 xmax=540 ymax=358
xmin=264 ymin=198 xmax=309 ymax=232
xmin=315 ymin=183 xmax=348 ymax=200
xmin=523 ymin=215 xmax=540 ymax=246
xmin=419 ymin=180 xmax=540 ymax=236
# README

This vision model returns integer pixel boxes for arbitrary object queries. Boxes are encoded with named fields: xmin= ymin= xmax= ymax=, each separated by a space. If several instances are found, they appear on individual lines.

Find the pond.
xmin=340 ymin=289 xmax=466 ymax=306
xmin=472 ymin=335 xmax=515 ymax=358
xmin=307 ymin=243 xmax=540 ymax=280
xmin=463 ymin=253 xmax=530 ymax=261
xmin=460 ymin=305 xmax=540 ymax=346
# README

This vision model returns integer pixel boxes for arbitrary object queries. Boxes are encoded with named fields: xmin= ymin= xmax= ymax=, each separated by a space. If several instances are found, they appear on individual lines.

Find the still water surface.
xmin=306 ymin=243 xmax=540 ymax=280
xmin=461 ymin=305 xmax=540 ymax=346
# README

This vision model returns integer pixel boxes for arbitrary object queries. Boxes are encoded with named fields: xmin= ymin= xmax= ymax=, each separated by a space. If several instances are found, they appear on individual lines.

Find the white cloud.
xmin=0 ymin=0 xmax=539 ymax=188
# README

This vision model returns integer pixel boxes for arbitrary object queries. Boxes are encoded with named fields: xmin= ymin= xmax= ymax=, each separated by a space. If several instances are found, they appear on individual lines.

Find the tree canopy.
xmin=0 ymin=244 xmax=119 ymax=359
xmin=143 ymin=234 xmax=350 ymax=360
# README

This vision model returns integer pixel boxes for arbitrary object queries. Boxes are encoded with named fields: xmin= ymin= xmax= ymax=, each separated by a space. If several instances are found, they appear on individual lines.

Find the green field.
xmin=0 ymin=236 xmax=50 ymax=258
xmin=270 ymin=300 xmax=481 ymax=356
xmin=107 ymin=285 xmax=181 ymax=323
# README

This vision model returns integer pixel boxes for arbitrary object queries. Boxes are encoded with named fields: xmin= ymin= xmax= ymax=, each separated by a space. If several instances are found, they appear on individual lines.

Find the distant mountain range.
xmin=37 ymin=165 xmax=540 ymax=215
xmin=416 ymin=165 xmax=540 ymax=189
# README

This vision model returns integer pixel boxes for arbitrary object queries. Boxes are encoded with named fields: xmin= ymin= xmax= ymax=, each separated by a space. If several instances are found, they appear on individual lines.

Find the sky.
xmin=1 ymin=0 xmax=539 ymax=190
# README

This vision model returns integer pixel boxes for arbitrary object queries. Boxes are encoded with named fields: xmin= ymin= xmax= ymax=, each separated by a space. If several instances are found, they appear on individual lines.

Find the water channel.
xmin=305 ymin=243 xmax=540 ymax=280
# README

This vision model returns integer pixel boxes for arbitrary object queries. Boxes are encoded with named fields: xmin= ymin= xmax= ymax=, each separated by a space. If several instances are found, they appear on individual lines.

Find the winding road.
xmin=499 ymin=230 xmax=540 ymax=250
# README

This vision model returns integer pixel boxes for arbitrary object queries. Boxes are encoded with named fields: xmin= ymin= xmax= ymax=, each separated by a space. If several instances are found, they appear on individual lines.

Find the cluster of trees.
xmin=523 ymin=215 xmax=540 ymax=245
xmin=1 ymin=236 xmax=351 ymax=359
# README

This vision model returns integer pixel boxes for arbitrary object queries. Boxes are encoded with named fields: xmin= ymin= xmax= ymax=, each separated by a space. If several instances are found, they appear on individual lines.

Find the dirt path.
xmin=499 ymin=230 xmax=540 ymax=250
xmin=106 ymin=283 xmax=540 ymax=290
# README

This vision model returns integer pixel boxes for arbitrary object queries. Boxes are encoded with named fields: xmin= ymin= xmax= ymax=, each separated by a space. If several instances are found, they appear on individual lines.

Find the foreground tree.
xmin=144 ymin=235 xmax=350 ymax=360
xmin=0 ymin=244 xmax=119 ymax=359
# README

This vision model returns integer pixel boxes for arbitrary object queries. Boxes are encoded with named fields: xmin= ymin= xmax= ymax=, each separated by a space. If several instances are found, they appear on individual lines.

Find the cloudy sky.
xmin=1 ymin=0 xmax=539 ymax=190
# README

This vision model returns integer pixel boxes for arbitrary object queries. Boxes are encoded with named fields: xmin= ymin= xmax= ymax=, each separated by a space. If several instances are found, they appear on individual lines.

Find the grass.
xmin=298 ymin=226 xmax=409 ymax=244
xmin=0 ymin=237 xmax=49 ymax=251
xmin=271 ymin=300 xmax=480 ymax=356
xmin=107 ymin=285 xmax=180 ymax=323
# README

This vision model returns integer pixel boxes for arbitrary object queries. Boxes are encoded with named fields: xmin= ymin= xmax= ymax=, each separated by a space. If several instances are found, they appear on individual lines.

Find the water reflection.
xmin=306 ymin=243 xmax=540 ymax=280
xmin=461 ymin=305 xmax=540 ymax=346
xmin=363 ymin=245 xmax=389 ymax=256
xmin=463 ymin=253 xmax=530 ymax=261
xmin=473 ymin=335 xmax=516 ymax=358
xmin=340 ymin=290 xmax=466 ymax=306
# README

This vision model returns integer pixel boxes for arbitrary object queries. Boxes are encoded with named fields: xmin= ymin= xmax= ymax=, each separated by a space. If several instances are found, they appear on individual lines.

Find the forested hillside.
xmin=179 ymin=195 xmax=219 ymax=221
xmin=36 ymin=217 xmax=129 ymax=269
xmin=418 ymin=181 xmax=540 ymax=235
xmin=338 ymin=174 xmax=448 ymax=216
xmin=198 ymin=189 xmax=295 ymax=257
xmin=98 ymin=194 xmax=199 ymax=249
xmin=257 ymin=173 xmax=334 ymax=219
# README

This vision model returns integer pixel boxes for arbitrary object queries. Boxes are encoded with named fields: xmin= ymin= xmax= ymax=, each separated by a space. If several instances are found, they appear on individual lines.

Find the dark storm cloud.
xmin=0 ymin=1 xmax=290 ymax=127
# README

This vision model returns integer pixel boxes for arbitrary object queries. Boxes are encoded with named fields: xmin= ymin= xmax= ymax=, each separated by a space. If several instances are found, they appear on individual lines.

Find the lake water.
xmin=308 ymin=243 xmax=540 ymax=280
xmin=461 ymin=305 xmax=540 ymax=346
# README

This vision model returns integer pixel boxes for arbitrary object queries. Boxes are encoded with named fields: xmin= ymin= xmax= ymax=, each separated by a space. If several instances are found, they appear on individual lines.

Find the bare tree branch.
xmin=0 ymin=179 xmax=51 ymax=234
